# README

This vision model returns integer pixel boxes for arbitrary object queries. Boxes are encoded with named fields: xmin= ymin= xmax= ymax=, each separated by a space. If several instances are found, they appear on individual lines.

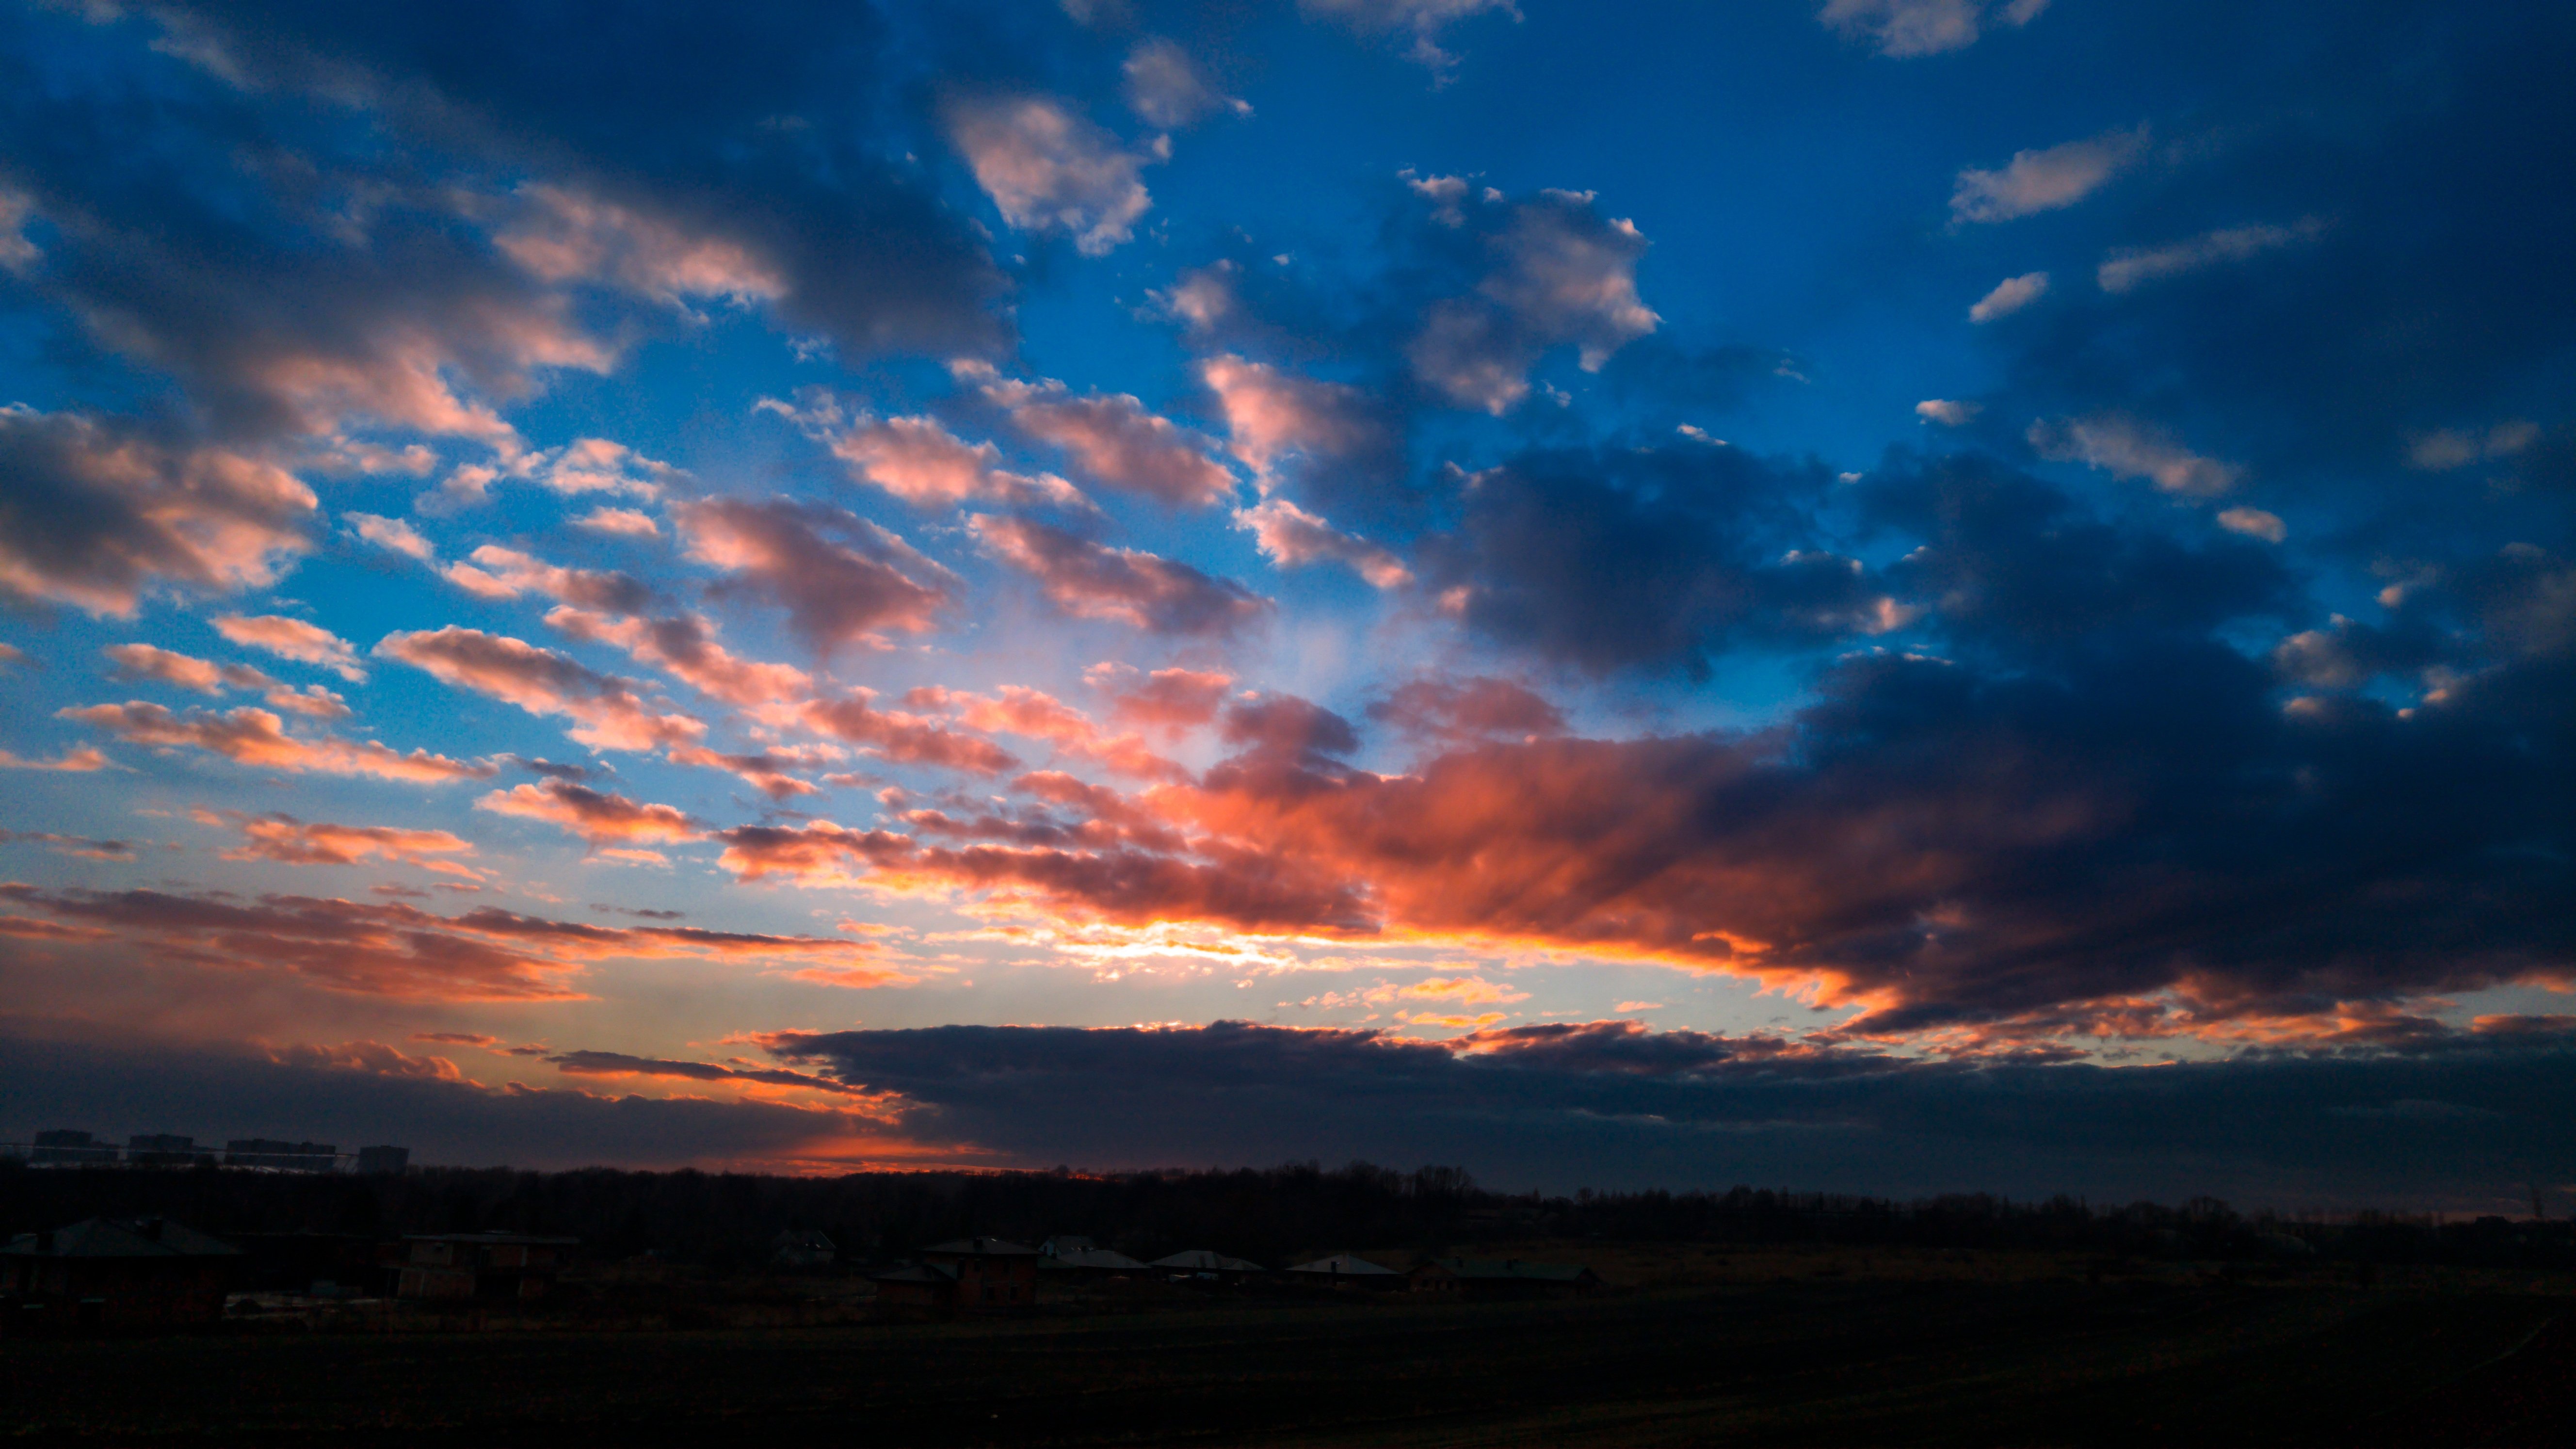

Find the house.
xmin=771 ymin=1229 xmax=837 ymax=1271
xmin=867 ymin=1261 xmax=960 ymax=1311
xmin=1040 ymin=1246 xmax=1151 ymax=1276
xmin=0 ymin=1217 xmax=243 ymax=1329
xmin=391 ymin=1232 xmax=576 ymax=1302
xmin=1413 ymin=1257 xmax=1602 ymax=1299
xmin=918 ymin=1237 xmax=1039 ymax=1311
xmin=1149 ymin=1249 xmax=1266 ymax=1281
xmin=1286 ymin=1253 xmax=1405 ymax=1290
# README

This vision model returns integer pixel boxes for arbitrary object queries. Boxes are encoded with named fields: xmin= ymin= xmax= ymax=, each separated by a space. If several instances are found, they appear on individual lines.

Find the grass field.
xmin=3 ymin=1252 xmax=2570 ymax=1445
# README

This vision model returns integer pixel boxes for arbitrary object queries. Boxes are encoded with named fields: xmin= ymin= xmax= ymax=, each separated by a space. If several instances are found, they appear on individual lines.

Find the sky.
xmin=1 ymin=0 xmax=2572 ymax=1210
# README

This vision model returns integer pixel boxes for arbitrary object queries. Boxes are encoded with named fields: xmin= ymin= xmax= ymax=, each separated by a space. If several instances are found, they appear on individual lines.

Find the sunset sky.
xmin=3 ymin=0 xmax=2571 ymax=1209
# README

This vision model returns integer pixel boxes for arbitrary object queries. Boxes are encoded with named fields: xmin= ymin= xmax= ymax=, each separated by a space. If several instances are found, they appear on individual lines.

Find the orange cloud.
xmin=214 ymin=811 xmax=479 ymax=869
xmin=477 ymin=779 xmax=698 ymax=845
xmin=970 ymin=514 xmax=1270 ymax=635
xmin=212 ymin=613 xmax=366 ymax=680
xmin=375 ymin=627 xmax=705 ymax=751
xmin=60 ymin=701 xmax=492 ymax=781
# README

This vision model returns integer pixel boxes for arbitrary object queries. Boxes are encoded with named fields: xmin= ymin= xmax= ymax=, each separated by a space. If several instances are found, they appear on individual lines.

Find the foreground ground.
xmin=2 ymin=1252 xmax=2570 ymax=1445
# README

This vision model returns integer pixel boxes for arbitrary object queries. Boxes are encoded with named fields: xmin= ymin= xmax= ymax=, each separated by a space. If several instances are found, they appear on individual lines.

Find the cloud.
xmin=522 ymin=437 xmax=686 ymax=499
xmin=801 ymin=692 xmax=1022 ymax=777
xmin=345 ymin=512 xmax=437 ymax=562
xmin=1122 ymin=38 xmax=1249 ymax=129
xmin=1197 ymin=354 xmax=1399 ymax=503
xmin=1969 ymin=271 xmax=2050 ymax=323
xmin=0 ymin=407 xmax=315 ymax=617
xmin=1820 ymin=0 xmax=2048 ymax=59
xmin=676 ymin=497 xmax=956 ymax=655
xmin=1234 ymin=498 xmax=1414 ymax=588
xmin=2029 ymin=415 xmax=2241 ymax=497
xmin=970 ymin=515 xmax=1271 ymax=635
xmin=546 ymin=608 xmax=811 ymax=713
xmin=946 ymin=94 xmax=1159 ymax=256
xmin=104 ymin=643 xmax=351 ymax=720
xmin=912 ymin=684 xmax=1185 ymax=782
xmin=1297 ymin=0 xmax=1521 ymax=73
xmin=545 ymin=1049 xmax=872 ymax=1097
xmin=374 ymin=627 xmax=705 ymax=752
xmin=212 ymin=614 xmax=366 ymax=680
xmin=477 ymin=780 xmax=698 ymax=846
xmin=2098 ymin=220 xmax=2324 ymax=294
xmin=61 ymin=701 xmax=492 ymax=782
xmin=494 ymin=183 xmax=786 ymax=308
xmin=0 ymin=745 xmax=110 ymax=773
xmin=0 ymin=828 xmax=139 ymax=862
xmin=215 ymin=812 xmax=478 ymax=869
xmin=1408 ymin=190 xmax=1660 ymax=414
xmin=1424 ymin=443 xmax=1897 ymax=673
xmin=762 ymin=392 xmax=1091 ymax=512
xmin=1950 ymin=127 xmax=2146 ymax=224
xmin=0 ymin=1033 xmax=925 ymax=1174
xmin=1365 ymin=676 xmax=1565 ymax=744
xmin=2217 ymin=506 xmax=2287 ymax=543
xmin=667 ymin=744 xmax=839 ymax=800
xmin=1094 ymin=664 xmax=1235 ymax=733
xmin=48 ymin=0 xmax=1009 ymax=395
xmin=572 ymin=506 xmax=660 ymax=538
xmin=438 ymin=546 xmax=655 ymax=613
xmin=755 ymin=1018 xmax=2576 ymax=1202
xmin=104 ymin=643 xmax=269 ymax=695
xmin=965 ymin=367 xmax=1237 ymax=509
xmin=1916 ymin=399 xmax=1981 ymax=427
xmin=2406 ymin=422 xmax=2540 ymax=473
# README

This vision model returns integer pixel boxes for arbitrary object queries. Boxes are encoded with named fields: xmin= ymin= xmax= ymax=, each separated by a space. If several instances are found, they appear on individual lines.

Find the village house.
xmin=0 ymin=1217 xmax=242 ymax=1330
xmin=390 ymin=1231 xmax=577 ymax=1302
xmin=870 ymin=1237 xmax=1043 ymax=1313
xmin=1286 ymin=1253 xmax=1406 ymax=1290
xmin=1038 ymin=1237 xmax=1152 ymax=1277
xmin=1150 ymin=1249 xmax=1266 ymax=1282
xmin=770 ymin=1229 xmax=837 ymax=1272
xmin=1410 ymin=1257 xmax=1603 ymax=1300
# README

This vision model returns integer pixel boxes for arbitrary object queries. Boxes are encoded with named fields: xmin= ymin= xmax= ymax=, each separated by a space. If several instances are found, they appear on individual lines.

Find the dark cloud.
xmin=1980 ymin=3 xmax=2576 ymax=535
xmin=0 ymin=408 xmax=314 ymax=616
xmin=1366 ymin=675 xmax=1565 ymax=744
xmin=761 ymin=1018 xmax=2576 ymax=1205
xmin=1423 ymin=441 xmax=1886 ymax=675
xmin=1863 ymin=450 xmax=2295 ymax=660
xmin=678 ymin=497 xmax=956 ymax=656
xmin=0 ymin=883 xmax=878 ymax=1000
xmin=0 ymin=1031 xmax=884 ymax=1173
xmin=99 ymin=0 xmax=1013 ymax=363
xmin=970 ymin=514 xmax=1270 ymax=636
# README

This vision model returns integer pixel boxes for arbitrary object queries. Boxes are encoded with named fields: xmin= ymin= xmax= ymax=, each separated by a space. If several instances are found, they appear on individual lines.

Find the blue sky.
xmin=0 ymin=0 xmax=2571 ymax=1207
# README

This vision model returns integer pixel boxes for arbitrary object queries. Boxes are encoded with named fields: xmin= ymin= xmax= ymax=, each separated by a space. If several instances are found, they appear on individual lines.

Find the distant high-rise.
xmin=126 ymin=1134 xmax=212 ymax=1167
xmin=225 ymin=1139 xmax=338 ymax=1172
xmin=356 ymin=1145 xmax=411 ymax=1175
xmin=29 ymin=1130 xmax=116 ymax=1166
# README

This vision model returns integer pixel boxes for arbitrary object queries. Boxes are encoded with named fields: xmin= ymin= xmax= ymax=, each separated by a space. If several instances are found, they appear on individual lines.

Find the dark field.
xmin=4 ymin=1254 xmax=2572 ymax=1447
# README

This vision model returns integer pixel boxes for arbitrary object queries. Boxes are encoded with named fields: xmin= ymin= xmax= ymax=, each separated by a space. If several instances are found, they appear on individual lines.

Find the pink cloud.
xmin=212 ymin=613 xmax=366 ymax=680
xmin=60 ymin=701 xmax=491 ymax=781
xmin=677 ymin=497 xmax=955 ymax=654
xmin=970 ymin=514 xmax=1270 ymax=636
xmin=375 ymin=627 xmax=706 ymax=752
xmin=965 ymin=365 xmax=1236 ymax=508
xmin=477 ymin=779 xmax=699 ymax=846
